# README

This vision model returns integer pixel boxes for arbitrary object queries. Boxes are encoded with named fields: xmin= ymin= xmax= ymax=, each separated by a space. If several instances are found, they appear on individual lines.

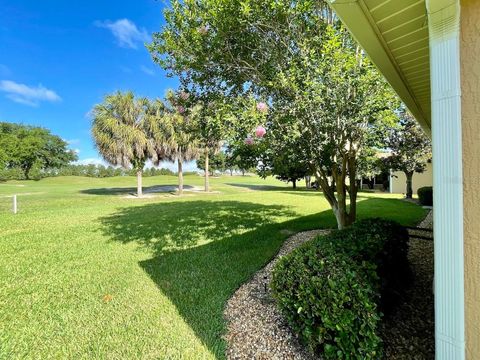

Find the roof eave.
xmin=329 ymin=0 xmax=431 ymax=136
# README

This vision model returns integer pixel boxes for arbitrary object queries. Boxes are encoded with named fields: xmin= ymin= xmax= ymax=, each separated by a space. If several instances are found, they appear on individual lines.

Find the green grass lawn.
xmin=0 ymin=175 xmax=426 ymax=359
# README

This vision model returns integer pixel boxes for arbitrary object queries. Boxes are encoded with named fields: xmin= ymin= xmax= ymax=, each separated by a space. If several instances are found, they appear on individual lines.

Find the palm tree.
xmin=144 ymin=98 xmax=176 ymax=174
xmin=170 ymin=114 xmax=200 ymax=195
xmin=164 ymin=90 xmax=200 ymax=195
xmin=91 ymin=91 xmax=154 ymax=197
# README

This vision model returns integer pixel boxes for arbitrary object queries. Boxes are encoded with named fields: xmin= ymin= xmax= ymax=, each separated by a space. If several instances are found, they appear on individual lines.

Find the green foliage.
xmin=225 ymin=143 xmax=260 ymax=175
xmin=384 ymin=108 xmax=431 ymax=198
xmin=418 ymin=186 xmax=433 ymax=206
xmin=197 ymin=150 xmax=226 ymax=174
xmin=148 ymin=0 xmax=399 ymax=228
xmin=385 ymin=109 xmax=431 ymax=175
xmin=272 ymin=244 xmax=381 ymax=358
xmin=91 ymin=91 xmax=154 ymax=172
xmin=357 ymin=148 xmax=384 ymax=180
xmin=327 ymin=219 xmax=412 ymax=312
xmin=0 ymin=122 xmax=77 ymax=180
xmin=163 ymin=89 xmax=200 ymax=164
xmin=256 ymin=120 xmax=311 ymax=188
xmin=52 ymin=164 xmax=175 ymax=178
xmin=271 ymin=218 xmax=411 ymax=358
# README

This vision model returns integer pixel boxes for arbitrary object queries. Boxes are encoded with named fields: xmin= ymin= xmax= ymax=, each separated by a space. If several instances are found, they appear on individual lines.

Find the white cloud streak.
xmin=66 ymin=139 xmax=81 ymax=145
xmin=140 ymin=65 xmax=155 ymax=76
xmin=0 ymin=80 xmax=61 ymax=107
xmin=95 ymin=19 xmax=150 ymax=49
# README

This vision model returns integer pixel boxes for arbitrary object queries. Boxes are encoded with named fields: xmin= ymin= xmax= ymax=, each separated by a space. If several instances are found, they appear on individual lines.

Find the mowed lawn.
xmin=0 ymin=175 xmax=426 ymax=359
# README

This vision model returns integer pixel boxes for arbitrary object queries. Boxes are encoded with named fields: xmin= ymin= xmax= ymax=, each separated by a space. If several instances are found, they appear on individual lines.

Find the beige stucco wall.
xmin=461 ymin=1 xmax=480 ymax=357
xmin=390 ymin=162 xmax=433 ymax=195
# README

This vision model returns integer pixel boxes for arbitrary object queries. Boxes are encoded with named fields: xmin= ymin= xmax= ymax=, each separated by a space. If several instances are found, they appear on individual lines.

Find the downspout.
xmin=426 ymin=1 xmax=465 ymax=359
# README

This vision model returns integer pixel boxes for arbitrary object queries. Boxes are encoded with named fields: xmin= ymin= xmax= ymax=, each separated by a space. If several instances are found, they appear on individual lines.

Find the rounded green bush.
xmin=417 ymin=186 xmax=433 ymax=206
xmin=271 ymin=242 xmax=382 ymax=359
xmin=329 ymin=218 xmax=412 ymax=312
xmin=271 ymin=218 xmax=411 ymax=358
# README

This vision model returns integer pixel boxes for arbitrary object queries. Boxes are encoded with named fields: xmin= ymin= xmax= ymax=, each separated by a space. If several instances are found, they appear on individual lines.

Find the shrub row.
xmin=271 ymin=218 xmax=411 ymax=359
xmin=418 ymin=186 xmax=433 ymax=206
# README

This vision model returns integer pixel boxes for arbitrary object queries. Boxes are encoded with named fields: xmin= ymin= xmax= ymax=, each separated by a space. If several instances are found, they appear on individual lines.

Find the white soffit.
xmin=330 ymin=0 xmax=431 ymax=135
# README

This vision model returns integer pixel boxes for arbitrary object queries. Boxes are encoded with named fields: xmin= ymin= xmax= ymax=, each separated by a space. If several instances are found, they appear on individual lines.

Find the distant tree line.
xmin=0 ymin=122 xmax=77 ymax=181
xmin=54 ymin=164 xmax=178 ymax=178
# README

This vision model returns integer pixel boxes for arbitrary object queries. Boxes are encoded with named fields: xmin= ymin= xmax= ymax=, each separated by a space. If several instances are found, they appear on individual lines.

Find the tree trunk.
xmin=332 ymin=203 xmax=350 ymax=230
xmin=405 ymin=171 xmax=414 ymax=199
xmin=305 ymin=176 xmax=311 ymax=188
xmin=317 ymin=172 xmax=351 ymax=230
xmin=292 ymin=179 xmax=297 ymax=189
xmin=334 ymin=175 xmax=350 ymax=229
xmin=178 ymin=158 xmax=183 ymax=195
xmin=23 ymin=164 xmax=32 ymax=180
xmin=204 ymin=147 xmax=210 ymax=192
xmin=136 ymin=170 xmax=143 ymax=197
xmin=346 ymin=156 xmax=358 ymax=225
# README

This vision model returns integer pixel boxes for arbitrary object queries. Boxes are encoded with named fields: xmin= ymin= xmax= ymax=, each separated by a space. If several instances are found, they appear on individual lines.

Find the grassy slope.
xmin=0 ymin=175 xmax=426 ymax=359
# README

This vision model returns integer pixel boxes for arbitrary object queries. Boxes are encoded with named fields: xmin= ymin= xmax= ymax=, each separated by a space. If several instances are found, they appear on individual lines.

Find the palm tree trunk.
xmin=136 ymin=169 xmax=143 ymax=197
xmin=178 ymin=158 xmax=184 ymax=195
xmin=204 ymin=147 xmax=210 ymax=192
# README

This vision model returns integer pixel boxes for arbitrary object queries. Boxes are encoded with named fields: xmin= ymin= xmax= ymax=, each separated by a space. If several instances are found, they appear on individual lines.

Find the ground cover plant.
xmin=0 ymin=175 xmax=425 ymax=358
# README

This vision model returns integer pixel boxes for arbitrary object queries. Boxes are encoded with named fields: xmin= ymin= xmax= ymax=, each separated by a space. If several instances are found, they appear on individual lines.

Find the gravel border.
xmin=224 ymin=229 xmax=330 ymax=360
xmin=225 ymin=211 xmax=434 ymax=359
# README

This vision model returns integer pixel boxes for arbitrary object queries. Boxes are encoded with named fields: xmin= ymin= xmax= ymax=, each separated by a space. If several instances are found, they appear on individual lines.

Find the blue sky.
xmin=0 ymin=0 xmax=188 ymax=168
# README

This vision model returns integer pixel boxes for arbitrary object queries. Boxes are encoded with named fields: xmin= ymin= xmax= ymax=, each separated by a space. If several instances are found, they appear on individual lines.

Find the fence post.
xmin=13 ymin=195 xmax=17 ymax=214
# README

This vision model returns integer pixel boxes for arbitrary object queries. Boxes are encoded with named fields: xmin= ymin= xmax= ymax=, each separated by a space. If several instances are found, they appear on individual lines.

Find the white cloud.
xmin=73 ymin=148 xmax=81 ymax=154
xmin=140 ymin=65 xmax=155 ymax=76
xmin=0 ymin=80 xmax=61 ymax=107
xmin=66 ymin=138 xmax=81 ymax=145
xmin=95 ymin=19 xmax=149 ymax=49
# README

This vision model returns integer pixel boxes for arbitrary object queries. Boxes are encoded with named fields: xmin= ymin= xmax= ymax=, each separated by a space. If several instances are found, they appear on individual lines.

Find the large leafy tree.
xmin=149 ymin=0 xmax=397 ymax=228
xmin=385 ymin=109 xmax=432 ymax=199
xmin=0 ymin=122 xmax=77 ymax=179
xmin=225 ymin=144 xmax=258 ymax=176
xmin=91 ymin=91 xmax=155 ymax=197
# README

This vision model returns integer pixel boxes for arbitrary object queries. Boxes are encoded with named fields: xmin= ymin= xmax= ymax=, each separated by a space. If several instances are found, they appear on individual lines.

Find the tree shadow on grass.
xmin=99 ymin=200 xmax=299 ymax=256
xmin=225 ymin=183 xmax=288 ymax=191
xmin=99 ymin=197 xmax=425 ymax=358
xmin=81 ymin=185 xmax=195 ymax=196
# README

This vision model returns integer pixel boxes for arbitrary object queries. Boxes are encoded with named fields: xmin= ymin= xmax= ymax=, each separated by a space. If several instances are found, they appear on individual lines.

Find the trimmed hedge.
xmin=271 ymin=219 xmax=412 ymax=359
xmin=418 ymin=186 xmax=433 ymax=206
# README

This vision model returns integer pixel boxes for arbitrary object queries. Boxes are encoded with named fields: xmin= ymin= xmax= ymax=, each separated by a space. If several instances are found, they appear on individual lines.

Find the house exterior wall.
xmin=390 ymin=162 xmax=433 ymax=195
xmin=460 ymin=1 xmax=480 ymax=357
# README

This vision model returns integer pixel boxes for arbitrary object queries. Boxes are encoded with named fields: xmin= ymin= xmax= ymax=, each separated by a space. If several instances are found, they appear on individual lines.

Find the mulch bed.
xmin=224 ymin=211 xmax=435 ymax=359
xmin=224 ymin=230 xmax=329 ymax=359
xmin=380 ymin=211 xmax=435 ymax=359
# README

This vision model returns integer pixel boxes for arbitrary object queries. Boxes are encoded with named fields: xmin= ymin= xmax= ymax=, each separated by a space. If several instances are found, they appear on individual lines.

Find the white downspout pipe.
xmin=427 ymin=1 xmax=465 ymax=359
